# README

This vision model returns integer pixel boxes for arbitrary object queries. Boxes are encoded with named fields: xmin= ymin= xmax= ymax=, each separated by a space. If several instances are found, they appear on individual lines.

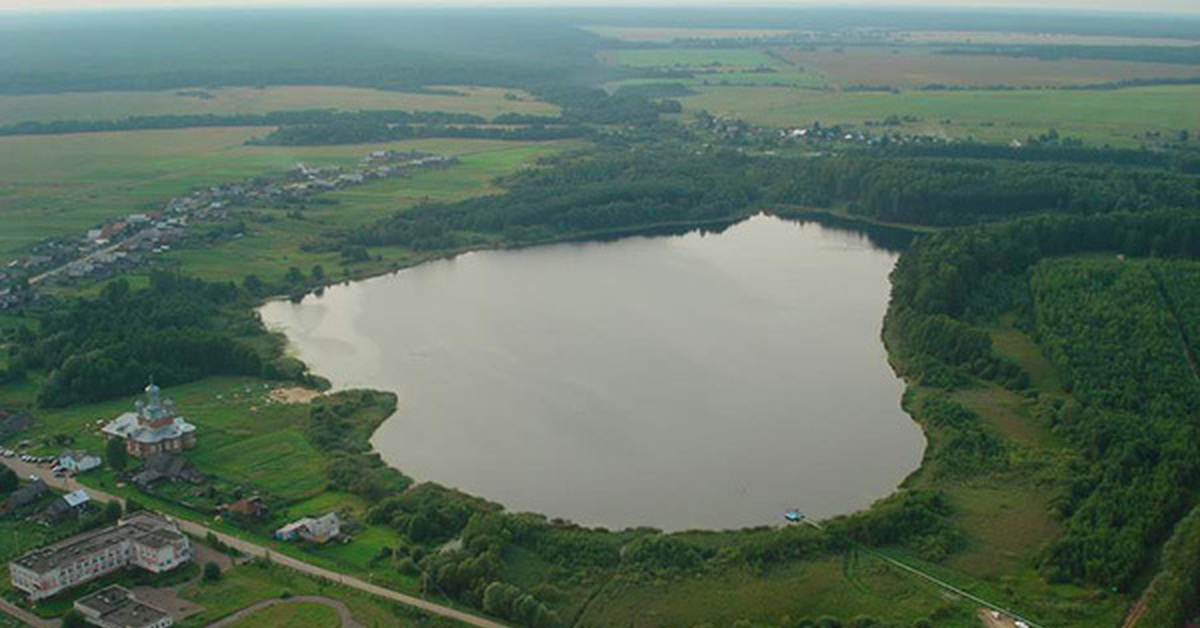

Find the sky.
xmin=1 ymin=0 xmax=1198 ymax=14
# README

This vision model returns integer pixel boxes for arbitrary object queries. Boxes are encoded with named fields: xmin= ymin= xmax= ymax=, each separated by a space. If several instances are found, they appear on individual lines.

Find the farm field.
xmin=0 ymin=85 xmax=556 ymax=126
xmin=680 ymin=83 xmax=1200 ymax=146
xmin=161 ymin=138 xmax=579 ymax=284
xmin=614 ymin=47 xmax=780 ymax=68
xmin=605 ymin=47 xmax=832 ymax=90
xmin=0 ymin=127 xmax=577 ymax=261
xmin=585 ymin=25 xmax=799 ymax=41
xmin=895 ymin=30 xmax=1200 ymax=47
xmin=772 ymin=46 xmax=1200 ymax=87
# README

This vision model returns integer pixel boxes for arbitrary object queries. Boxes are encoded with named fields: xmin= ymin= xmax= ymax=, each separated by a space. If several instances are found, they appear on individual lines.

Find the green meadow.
xmin=615 ymin=47 xmax=779 ymax=68
xmin=0 ymin=85 xmax=556 ymax=126
xmin=0 ymin=127 xmax=576 ymax=266
xmin=177 ymin=559 xmax=468 ymax=628
xmin=681 ymin=83 xmax=1200 ymax=146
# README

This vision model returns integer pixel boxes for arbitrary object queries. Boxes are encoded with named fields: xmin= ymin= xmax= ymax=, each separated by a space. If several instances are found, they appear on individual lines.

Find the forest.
xmin=336 ymin=148 xmax=1200 ymax=254
xmin=6 ymin=272 xmax=296 ymax=407
xmin=885 ymin=211 xmax=1200 ymax=597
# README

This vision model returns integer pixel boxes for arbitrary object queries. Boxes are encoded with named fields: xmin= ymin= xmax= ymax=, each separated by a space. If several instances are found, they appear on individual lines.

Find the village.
xmin=0 ymin=150 xmax=458 ymax=310
xmin=0 ymin=383 xmax=350 ymax=628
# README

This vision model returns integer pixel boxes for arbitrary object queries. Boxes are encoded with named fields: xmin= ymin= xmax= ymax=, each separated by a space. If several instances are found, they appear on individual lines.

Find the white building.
xmin=9 ymin=512 xmax=191 ymax=600
xmin=275 ymin=512 xmax=341 ymax=544
xmin=58 ymin=450 xmax=102 ymax=474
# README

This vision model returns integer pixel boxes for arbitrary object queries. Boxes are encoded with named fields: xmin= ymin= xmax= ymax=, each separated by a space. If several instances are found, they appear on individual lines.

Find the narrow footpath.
xmin=0 ymin=458 xmax=509 ymax=628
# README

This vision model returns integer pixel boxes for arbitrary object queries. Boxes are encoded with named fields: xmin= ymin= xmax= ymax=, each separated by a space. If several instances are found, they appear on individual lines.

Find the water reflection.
xmin=261 ymin=214 xmax=925 ymax=531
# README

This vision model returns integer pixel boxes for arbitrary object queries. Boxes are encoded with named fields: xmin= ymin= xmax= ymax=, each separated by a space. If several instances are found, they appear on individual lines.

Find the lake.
xmin=260 ymin=214 xmax=925 ymax=531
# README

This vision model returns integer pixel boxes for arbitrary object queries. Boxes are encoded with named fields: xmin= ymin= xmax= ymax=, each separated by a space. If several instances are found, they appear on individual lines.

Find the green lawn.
xmin=0 ymin=85 xmax=556 ymax=126
xmin=178 ymin=557 xmax=468 ymax=628
xmin=219 ymin=601 xmax=340 ymax=628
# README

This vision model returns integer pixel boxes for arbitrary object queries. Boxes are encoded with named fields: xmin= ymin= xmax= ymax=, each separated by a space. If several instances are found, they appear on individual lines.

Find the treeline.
xmin=1135 ymin=504 xmax=1200 ymax=628
xmin=9 ymin=272 xmax=299 ymax=407
xmin=0 ymin=108 xmax=498 ymax=137
xmin=876 ymin=143 xmax=1200 ymax=174
xmin=775 ymin=156 xmax=1200 ymax=226
xmin=539 ymin=85 xmax=684 ymax=125
xmin=339 ymin=148 xmax=1200 ymax=256
xmin=306 ymin=390 xmax=413 ymax=503
xmin=342 ymin=148 xmax=766 ymax=251
xmin=886 ymin=210 xmax=1200 ymax=589
xmin=355 ymin=484 xmax=958 ymax=626
xmin=0 ymin=11 xmax=598 ymax=95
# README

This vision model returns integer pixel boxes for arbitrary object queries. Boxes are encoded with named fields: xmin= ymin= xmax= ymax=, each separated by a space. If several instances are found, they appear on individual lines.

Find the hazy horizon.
xmin=3 ymin=0 xmax=1200 ymax=16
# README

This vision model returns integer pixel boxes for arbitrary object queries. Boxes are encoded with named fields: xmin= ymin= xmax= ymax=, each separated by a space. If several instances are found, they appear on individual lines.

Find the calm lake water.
xmin=260 ymin=214 xmax=925 ymax=531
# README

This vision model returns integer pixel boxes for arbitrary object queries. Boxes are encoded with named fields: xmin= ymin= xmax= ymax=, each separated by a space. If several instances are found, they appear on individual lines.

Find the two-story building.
xmin=9 ymin=512 xmax=191 ymax=600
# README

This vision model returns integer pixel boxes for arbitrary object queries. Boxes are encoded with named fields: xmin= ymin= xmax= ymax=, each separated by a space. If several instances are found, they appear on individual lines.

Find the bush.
xmin=107 ymin=437 xmax=128 ymax=472
xmin=203 ymin=561 xmax=221 ymax=582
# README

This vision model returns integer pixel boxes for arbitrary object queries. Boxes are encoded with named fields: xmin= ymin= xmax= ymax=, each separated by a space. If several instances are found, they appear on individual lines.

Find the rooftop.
xmin=75 ymin=584 xmax=133 ymax=616
xmin=76 ymin=585 xmax=172 ymax=628
xmin=12 ymin=512 xmax=179 ymax=574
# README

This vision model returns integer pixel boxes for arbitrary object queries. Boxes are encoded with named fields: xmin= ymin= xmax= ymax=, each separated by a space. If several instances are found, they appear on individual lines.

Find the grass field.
xmin=0 ymin=85 xmax=556 ymax=126
xmin=681 ymin=83 xmax=1200 ymax=146
xmin=161 ymin=138 xmax=578 ymax=285
xmin=586 ymin=26 xmax=798 ymax=42
xmin=219 ymin=602 xmax=340 ymax=628
xmin=773 ymin=46 xmax=1200 ymax=88
xmin=178 ymin=560 xmax=467 ymax=628
xmin=897 ymin=30 xmax=1200 ymax=47
xmin=0 ymin=126 xmax=578 ymax=263
xmin=615 ymin=47 xmax=779 ymax=68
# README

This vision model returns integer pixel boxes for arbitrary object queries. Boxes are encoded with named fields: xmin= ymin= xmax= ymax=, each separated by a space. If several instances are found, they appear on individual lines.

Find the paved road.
xmin=204 ymin=595 xmax=364 ymax=628
xmin=0 ymin=458 xmax=509 ymax=628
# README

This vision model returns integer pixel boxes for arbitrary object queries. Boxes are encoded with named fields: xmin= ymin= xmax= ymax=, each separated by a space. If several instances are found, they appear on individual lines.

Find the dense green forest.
xmin=0 ymin=11 xmax=601 ymax=95
xmin=886 ymin=212 xmax=1200 ymax=596
xmin=7 ymin=272 xmax=302 ymax=407
xmin=336 ymin=148 xmax=1200 ymax=254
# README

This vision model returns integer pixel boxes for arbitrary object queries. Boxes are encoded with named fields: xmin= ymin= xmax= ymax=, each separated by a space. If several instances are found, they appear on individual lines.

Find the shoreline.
xmin=261 ymin=211 xmax=931 ymax=535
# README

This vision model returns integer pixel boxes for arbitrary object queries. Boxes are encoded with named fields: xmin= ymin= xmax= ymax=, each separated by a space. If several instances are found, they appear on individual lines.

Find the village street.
xmin=0 ymin=457 xmax=510 ymax=628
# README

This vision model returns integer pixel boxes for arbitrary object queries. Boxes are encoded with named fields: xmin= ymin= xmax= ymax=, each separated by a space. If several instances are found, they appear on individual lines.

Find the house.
xmin=10 ymin=511 xmax=191 ymax=600
xmin=128 ymin=454 xmax=205 ymax=490
xmin=58 ymin=450 xmax=102 ymax=474
xmin=38 ymin=489 xmax=90 ymax=522
xmin=275 ymin=512 xmax=341 ymax=544
xmin=102 ymin=382 xmax=197 ymax=458
xmin=3 ymin=479 xmax=47 ymax=513
xmin=74 ymin=585 xmax=173 ymax=628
